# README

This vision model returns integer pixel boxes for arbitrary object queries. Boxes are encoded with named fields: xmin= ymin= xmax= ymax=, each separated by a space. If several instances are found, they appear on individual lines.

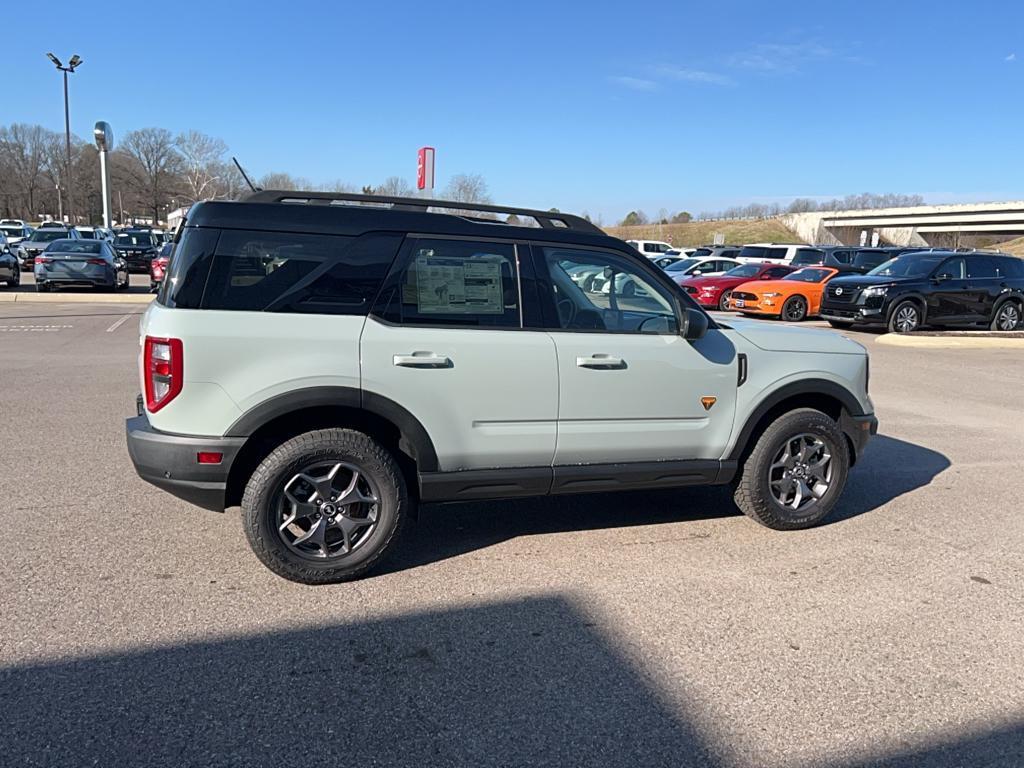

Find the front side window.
xmin=543 ymin=247 xmax=678 ymax=334
xmin=937 ymin=258 xmax=966 ymax=279
xmin=375 ymin=239 xmax=520 ymax=328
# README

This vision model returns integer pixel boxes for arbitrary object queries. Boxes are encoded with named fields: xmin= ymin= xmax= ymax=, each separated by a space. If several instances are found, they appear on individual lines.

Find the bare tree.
xmin=0 ymin=124 xmax=53 ymax=217
xmin=120 ymin=128 xmax=183 ymax=224
xmin=442 ymin=173 xmax=491 ymax=204
xmin=374 ymin=176 xmax=413 ymax=197
xmin=175 ymin=130 xmax=228 ymax=202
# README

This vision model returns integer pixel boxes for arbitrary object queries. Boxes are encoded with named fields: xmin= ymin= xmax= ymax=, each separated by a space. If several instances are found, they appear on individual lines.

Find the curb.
xmin=877 ymin=333 xmax=1024 ymax=349
xmin=0 ymin=292 xmax=154 ymax=304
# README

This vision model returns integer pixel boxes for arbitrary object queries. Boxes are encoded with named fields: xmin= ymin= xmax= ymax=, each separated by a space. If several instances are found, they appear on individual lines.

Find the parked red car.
xmin=678 ymin=261 xmax=796 ymax=310
xmin=150 ymin=242 xmax=173 ymax=293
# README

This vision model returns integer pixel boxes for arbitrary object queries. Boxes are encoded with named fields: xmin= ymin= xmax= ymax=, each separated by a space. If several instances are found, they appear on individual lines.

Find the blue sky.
xmin=3 ymin=0 xmax=1022 ymax=220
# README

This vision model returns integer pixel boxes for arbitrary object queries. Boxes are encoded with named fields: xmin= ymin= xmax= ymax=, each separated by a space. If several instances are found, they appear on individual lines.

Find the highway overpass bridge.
xmin=782 ymin=201 xmax=1024 ymax=247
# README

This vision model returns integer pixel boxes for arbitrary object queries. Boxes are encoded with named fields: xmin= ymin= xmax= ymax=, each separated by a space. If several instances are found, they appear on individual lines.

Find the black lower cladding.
xmin=125 ymin=414 xmax=245 ymax=511
xmin=841 ymin=411 xmax=878 ymax=460
xmin=419 ymin=460 xmax=735 ymax=503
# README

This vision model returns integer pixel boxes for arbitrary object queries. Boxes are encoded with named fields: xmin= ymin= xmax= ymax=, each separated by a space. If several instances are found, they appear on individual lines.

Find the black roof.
xmin=184 ymin=190 xmax=618 ymax=250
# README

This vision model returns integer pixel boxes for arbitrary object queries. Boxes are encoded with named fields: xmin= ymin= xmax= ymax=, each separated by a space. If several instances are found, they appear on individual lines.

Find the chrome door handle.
xmin=576 ymin=354 xmax=626 ymax=370
xmin=393 ymin=352 xmax=451 ymax=368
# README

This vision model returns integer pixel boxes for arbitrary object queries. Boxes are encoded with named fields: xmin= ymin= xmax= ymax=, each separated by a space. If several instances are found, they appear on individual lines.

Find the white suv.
xmin=626 ymin=239 xmax=675 ymax=259
xmin=127 ymin=192 xmax=877 ymax=584
xmin=737 ymin=243 xmax=808 ymax=264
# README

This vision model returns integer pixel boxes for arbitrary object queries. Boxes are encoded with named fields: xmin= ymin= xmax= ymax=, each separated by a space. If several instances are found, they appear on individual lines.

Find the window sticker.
xmin=415 ymin=254 xmax=505 ymax=314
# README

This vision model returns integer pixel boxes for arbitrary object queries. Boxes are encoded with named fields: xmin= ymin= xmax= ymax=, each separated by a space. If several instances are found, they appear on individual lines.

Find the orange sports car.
xmin=729 ymin=266 xmax=843 ymax=321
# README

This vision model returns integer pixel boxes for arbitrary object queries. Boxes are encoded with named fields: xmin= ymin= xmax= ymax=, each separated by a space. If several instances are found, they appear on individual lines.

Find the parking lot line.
xmin=106 ymin=314 xmax=134 ymax=333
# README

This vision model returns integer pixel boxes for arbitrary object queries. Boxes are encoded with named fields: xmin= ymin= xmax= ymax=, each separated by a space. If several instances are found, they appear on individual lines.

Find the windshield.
xmin=30 ymin=230 xmax=67 ymax=242
xmin=690 ymin=248 xmax=712 ymax=258
xmin=784 ymin=268 xmax=832 ymax=283
xmin=665 ymin=258 xmax=701 ymax=273
xmin=868 ymin=254 xmax=946 ymax=278
xmin=115 ymin=232 xmax=154 ymax=247
xmin=724 ymin=264 xmax=761 ymax=278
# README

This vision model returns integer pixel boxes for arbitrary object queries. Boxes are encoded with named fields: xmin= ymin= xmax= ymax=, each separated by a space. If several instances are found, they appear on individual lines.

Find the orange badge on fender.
xmin=701 ymin=396 xmax=717 ymax=411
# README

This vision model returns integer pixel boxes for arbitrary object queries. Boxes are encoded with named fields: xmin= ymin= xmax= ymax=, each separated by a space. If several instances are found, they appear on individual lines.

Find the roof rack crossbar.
xmin=241 ymin=190 xmax=603 ymax=234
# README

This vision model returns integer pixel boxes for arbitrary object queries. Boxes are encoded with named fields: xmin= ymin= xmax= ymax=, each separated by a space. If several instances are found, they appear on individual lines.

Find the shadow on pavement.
xmin=0 ymin=596 xmax=718 ymax=767
xmin=386 ymin=435 xmax=948 ymax=575
xmin=3 ymin=595 xmax=1019 ymax=767
xmin=832 ymin=434 xmax=950 ymax=522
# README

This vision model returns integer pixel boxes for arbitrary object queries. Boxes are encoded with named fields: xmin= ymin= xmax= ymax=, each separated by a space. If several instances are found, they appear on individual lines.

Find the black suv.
xmin=113 ymin=229 xmax=160 ymax=272
xmin=820 ymin=250 xmax=1024 ymax=333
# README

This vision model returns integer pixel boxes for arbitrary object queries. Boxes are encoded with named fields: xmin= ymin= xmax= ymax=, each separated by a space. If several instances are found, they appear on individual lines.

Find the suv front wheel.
xmin=241 ymin=428 xmax=408 ymax=584
xmin=733 ymin=408 xmax=850 ymax=530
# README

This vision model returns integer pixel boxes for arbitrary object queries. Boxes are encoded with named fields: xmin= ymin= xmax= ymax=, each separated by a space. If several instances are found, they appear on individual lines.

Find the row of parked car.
xmin=626 ymin=239 xmax=1024 ymax=332
xmin=0 ymin=218 xmax=173 ymax=292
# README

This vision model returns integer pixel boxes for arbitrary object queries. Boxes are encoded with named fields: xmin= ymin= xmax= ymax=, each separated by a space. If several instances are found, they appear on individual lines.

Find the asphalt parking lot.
xmin=1 ymin=302 xmax=1022 ymax=767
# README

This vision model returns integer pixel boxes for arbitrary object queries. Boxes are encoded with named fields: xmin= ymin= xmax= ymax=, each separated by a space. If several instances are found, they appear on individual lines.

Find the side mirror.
xmin=692 ymin=270 xmax=702 ymax=276
xmin=934 ymin=272 xmax=953 ymax=282
xmin=680 ymin=307 xmax=709 ymax=340
xmin=760 ymin=274 xmax=772 ymax=279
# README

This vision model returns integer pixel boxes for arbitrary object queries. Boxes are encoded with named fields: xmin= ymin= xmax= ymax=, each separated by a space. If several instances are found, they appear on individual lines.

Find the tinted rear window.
xmin=996 ymin=256 xmax=1024 ymax=278
xmin=738 ymin=246 xmax=768 ymax=259
xmin=159 ymin=228 xmax=401 ymax=314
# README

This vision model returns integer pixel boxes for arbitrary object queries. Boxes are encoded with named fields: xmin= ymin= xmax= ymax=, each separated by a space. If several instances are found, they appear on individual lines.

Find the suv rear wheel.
xmin=241 ymin=428 xmax=407 ymax=584
xmin=733 ymin=408 xmax=850 ymax=530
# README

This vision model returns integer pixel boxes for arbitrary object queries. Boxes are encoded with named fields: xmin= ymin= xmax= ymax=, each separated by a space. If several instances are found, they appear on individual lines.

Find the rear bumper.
xmin=126 ymin=410 xmax=245 ymax=512
xmin=840 ymin=409 xmax=878 ymax=462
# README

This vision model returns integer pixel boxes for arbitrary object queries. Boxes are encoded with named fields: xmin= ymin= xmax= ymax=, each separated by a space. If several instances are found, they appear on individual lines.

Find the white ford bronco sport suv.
xmin=127 ymin=192 xmax=877 ymax=584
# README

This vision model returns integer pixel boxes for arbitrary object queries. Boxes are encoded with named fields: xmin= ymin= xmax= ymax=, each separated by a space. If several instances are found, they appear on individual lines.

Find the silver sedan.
xmin=33 ymin=239 xmax=129 ymax=292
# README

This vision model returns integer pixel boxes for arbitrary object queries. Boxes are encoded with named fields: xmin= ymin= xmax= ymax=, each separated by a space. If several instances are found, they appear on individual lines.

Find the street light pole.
xmin=46 ymin=53 xmax=82 ymax=224
xmin=56 ymin=184 xmax=63 ymax=222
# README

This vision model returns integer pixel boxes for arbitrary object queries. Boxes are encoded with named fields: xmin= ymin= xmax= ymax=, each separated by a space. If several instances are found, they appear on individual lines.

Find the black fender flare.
xmin=225 ymin=386 xmax=439 ymax=472
xmin=727 ymin=379 xmax=865 ymax=462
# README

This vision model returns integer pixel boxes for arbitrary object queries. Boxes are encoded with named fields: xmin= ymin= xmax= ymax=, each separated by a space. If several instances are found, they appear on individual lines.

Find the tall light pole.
xmin=93 ymin=122 xmax=114 ymax=229
xmin=46 ymin=53 xmax=82 ymax=224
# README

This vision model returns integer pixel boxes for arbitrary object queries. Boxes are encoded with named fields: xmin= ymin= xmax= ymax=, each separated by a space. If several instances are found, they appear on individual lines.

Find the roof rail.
xmin=241 ymin=190 xmax=604 ymax=234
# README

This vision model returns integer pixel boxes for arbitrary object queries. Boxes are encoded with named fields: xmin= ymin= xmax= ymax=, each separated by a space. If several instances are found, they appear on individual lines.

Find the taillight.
xmin=144 ymin=336 xmax=183 ymax=413
xmin=35 ymin=256 xmax=50 ymax=265
xmin=87 ymin=258 xmax=106 ymax=266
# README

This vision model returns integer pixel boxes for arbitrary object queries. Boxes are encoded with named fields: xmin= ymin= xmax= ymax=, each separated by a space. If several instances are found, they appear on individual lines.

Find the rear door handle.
xmin=393 ymin=352 xmax=451 ymax=368
xmin=576 ymin=354 xmax=626 ymax=370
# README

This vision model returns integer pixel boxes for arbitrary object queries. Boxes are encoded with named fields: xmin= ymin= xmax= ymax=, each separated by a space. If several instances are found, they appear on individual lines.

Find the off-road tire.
xmin=733 ymin=408 xmax=850 ymax=530
xmin=241 ymin=428 xmax=408 ymax=584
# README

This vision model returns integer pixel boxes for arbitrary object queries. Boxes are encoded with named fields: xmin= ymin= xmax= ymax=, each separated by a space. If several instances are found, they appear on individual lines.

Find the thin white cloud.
xmin=729 ymin=42 xmax=833 ymax=73
xmin=609 ymin=75 xmax=659 ymax=91
xmin=654 ymin=65 xmax=735 ymax=87
xmin=1006 ymin=53 xmax=1017 ymax=62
